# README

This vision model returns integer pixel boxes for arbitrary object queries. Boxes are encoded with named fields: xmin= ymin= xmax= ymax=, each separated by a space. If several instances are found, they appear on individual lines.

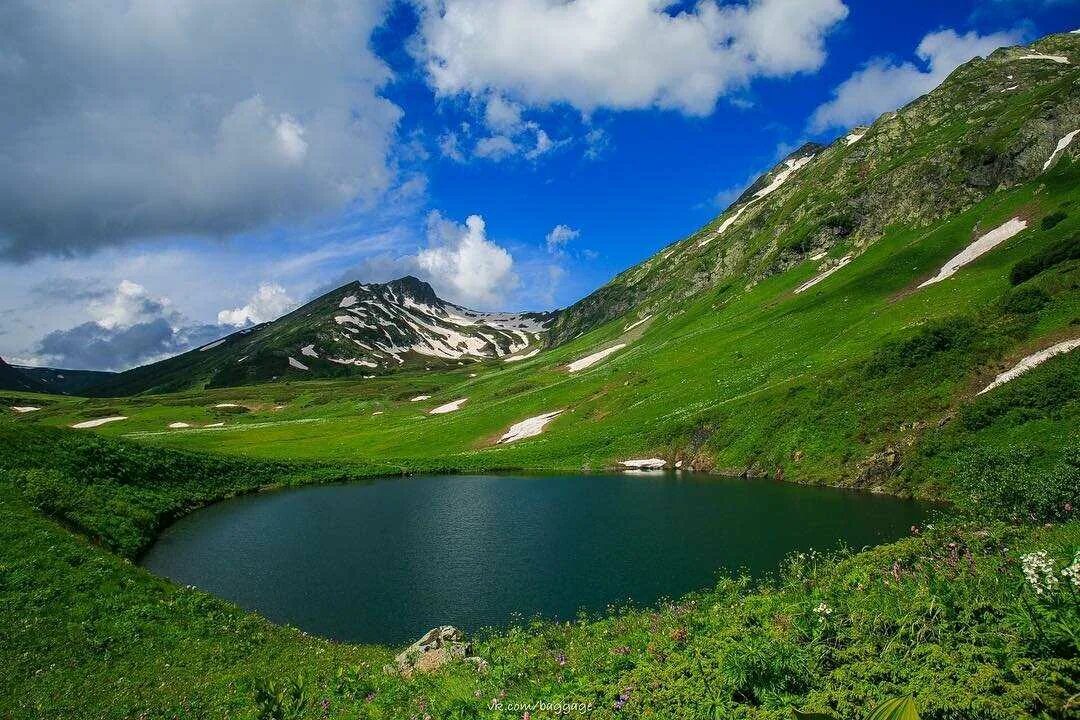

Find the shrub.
xmin=1000 ymin=286 xmax=1049 ymax=315
xmin=1040 ymin=211 xmax=1066 ymax=231
xmin=1009 ymin=233 xmax=1080 ymax=285
xmin=18 ymin=468 xmax=85 ymax=518
xmin=863 ymin=317 xmax=981 ymax=378
xmin=952 ymin=444 xmax=1078 ymax=522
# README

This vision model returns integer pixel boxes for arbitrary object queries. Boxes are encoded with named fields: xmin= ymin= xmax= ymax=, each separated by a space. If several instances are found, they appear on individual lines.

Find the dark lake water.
xmin=141 ymin=473 xmax=930 ymax=645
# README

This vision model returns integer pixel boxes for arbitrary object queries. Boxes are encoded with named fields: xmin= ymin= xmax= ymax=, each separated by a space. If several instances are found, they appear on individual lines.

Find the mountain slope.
xmin=0 ymin=357 xmax=38 ymax=392
xmin=13 ymin=366 xmax=116 ymax=395
xmin=88 ymin=276 xmax=556 ymax=396
xmin=551 ymin=32 xmax=1080 ymax=342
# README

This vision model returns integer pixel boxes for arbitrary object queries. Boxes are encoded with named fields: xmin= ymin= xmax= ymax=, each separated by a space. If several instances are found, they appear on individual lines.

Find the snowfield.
xmin=71 ymin=416 xmax=127 ymax=429
xmin=699 ymin=154 xmax=815 ymax=247
xmin=567 ymin=344 xmax=627 ymax=372
xmin=978 ymin=338 xmax=1080 ymax=395
xmin=11 ymin=406 xmax=40 ymax=413
xmin=794 ymin=255 xmax=854 ymax=294
xmin=410 ymin=395 xmax=431 ymax=402
xmin=498 ymin=410 xmax=563 ymax=444
xmin=288 ymin=357 xmax=309 ymax=371
xmin=168 ymin=422 xmax=191 ymax=429
xmin=1016 ymin=53 xmax=1070 ymax=64
xmin=624 ymin=315 xmax=651 ymax=332
xmin=429 ymin=398 xmax=467 ymax=415
xmin=504 ymin=348 xmax=540 ymax=363
xmin=198 ymin=339 xmax=226 ymax=352
xmin=620 ymin=458 xmax=667 ymax=470
xmin=1043 ymin=130 xmax=1079 ymax=172
xmin=918 ymin=218 xmax=1028 ymax=288
xmin=301 ymin=344 xmax=319 ymax=358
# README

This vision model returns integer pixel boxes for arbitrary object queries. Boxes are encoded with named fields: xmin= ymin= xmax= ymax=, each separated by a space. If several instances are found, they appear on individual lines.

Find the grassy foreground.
xmin=0 ymin=420 xmax=1077 ymax=719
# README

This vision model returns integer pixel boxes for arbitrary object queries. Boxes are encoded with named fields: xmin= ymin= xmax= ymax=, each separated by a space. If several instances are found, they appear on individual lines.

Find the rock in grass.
xmin=392 ymin=626 xmax=486 ymax=676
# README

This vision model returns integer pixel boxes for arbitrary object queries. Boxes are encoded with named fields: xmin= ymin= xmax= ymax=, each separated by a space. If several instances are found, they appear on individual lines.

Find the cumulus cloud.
xmin=546 ymin=225 xmax=581 ymax=254
xmin=0 ymin=0 xmax=401 ymax=261
xmin=417 ymin=212 xmax=519 ymax=307
xmin=33 ymin=281 xmax=232 ymax=370
xmin=412 ymin=0 xmax=849 ymax=116
xmin=217 ymin=283 xmax=297 ymax=327
xmin=809 ymin=28 xmax=1023 ymax=132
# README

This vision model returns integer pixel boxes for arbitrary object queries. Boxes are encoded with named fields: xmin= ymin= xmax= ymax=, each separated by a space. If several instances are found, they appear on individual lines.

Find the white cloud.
xmin=217 ymin=283 xmax=297 ymax=327
xmin=484 ymin=95 xmax=526 ymax=133
xmin=439 ymin=131 xmax=467 ymax=162
xmin=417 ymin=212 xmax=519 ymax=307
xmin=545 ymin=224 xmax=581 ymax=254
xmin=474 ymin=135 xmax=520 ymax=160
xmin=88 ymin=280 xmax=172 ymax=330
xmin=412 ymin=0 xmax=849 ymax=117
xmin=0 ymin=0 xmax=401 ymax=260
xmin=809 ymin=28 xmax=1023 ymax=132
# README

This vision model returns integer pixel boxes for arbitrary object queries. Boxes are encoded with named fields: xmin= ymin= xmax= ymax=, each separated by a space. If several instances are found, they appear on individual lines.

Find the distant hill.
xmin=15 ymin=366 xmax=117 ymax=395
xmin=0 ymin=356 xmax=116 ymax=395
xmin=0 ymin=357 xmax=38 ymax=392
xmin=86 ymin=276 xmax=557 ymax=396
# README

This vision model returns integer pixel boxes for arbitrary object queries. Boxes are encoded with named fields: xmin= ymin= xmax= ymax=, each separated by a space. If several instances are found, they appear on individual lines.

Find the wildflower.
xmin=814 ymin=602 xmax=832 ymax=617
xmin=613 ymin=687 xmax=632 ymax=711
xmin=1061 ymin=551 xmax=1080 ymax=589
xmin=554 ymin=651 xmax=567 ymax=666
xmin=671 ymin=627 xmax=688 ymax=643
xmin=612 ymin=645 xmax=631 ymax=655
xmin=1021 ymin=551 xmax=1059 ymax=595
xmin=910 ymin=525 xmax=920 ymax=535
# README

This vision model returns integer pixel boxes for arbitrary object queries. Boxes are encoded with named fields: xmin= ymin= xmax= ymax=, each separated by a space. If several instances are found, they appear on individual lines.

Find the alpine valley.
xmin=1 ymin=31 xmax=1078 ymax=720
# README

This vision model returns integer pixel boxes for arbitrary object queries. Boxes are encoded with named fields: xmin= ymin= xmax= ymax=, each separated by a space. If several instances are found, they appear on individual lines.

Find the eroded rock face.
xmin=392 ymin=626 xmax=486 ymax=677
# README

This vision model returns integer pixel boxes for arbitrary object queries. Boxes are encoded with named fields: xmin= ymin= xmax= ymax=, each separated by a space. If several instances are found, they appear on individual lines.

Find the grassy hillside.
xmin=11 ymin=159 xmax=1078 ymax=500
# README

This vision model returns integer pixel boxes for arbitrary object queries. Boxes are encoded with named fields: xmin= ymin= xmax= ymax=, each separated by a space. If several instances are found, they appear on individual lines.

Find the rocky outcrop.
xmin=392 ymin=626 xmax=486 ymax=677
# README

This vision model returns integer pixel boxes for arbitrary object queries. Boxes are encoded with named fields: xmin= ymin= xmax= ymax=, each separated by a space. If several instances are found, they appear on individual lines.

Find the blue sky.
xmin=0 ymin=0 xmax=1077 ymax=370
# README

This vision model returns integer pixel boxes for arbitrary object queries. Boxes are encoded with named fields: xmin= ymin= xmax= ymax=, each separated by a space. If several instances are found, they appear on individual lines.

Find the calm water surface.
xmin=141 ymin=473 xmax=929 ymax=644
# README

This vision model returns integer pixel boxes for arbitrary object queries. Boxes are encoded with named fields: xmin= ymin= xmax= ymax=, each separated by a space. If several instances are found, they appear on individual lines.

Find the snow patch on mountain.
xmin=795 ymin=255 xmax=854 ymax=294
xmin=699 ymin=153 xmax=815 ymax=247
xmin=499 ymin=410 xmax=563 ymax=444
xmin=567 ymin=344 xmax=626 ymax=372
xmin=1043 ymin=130 xmax=1079 ymax=172
xmin=978 ymin=338 xmax=1080 ymax=395
xmin=429 ymin=398 xmax=467 ymax=414
xmin=621 ymin=458 xmax=667 ymax=470
xmin=918 ymin=218 xmax=1027 ymax=288
xmin=71 ymin=416 xmax=127 ymax=429
xmin=288 ymin=357 xmax=309 ymax=371
xmin=1016 ymin=53 xmax=1069 ymax=64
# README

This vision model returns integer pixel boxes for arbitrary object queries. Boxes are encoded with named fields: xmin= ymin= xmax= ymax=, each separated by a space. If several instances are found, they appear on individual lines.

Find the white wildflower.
xmin=1021 ymin=551 xmax=1059 ymax=595
xmin=1061 ymin=551 xmax=1080 ymax=589
xmin=814 ymin=602 xmax=833 ymax=617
